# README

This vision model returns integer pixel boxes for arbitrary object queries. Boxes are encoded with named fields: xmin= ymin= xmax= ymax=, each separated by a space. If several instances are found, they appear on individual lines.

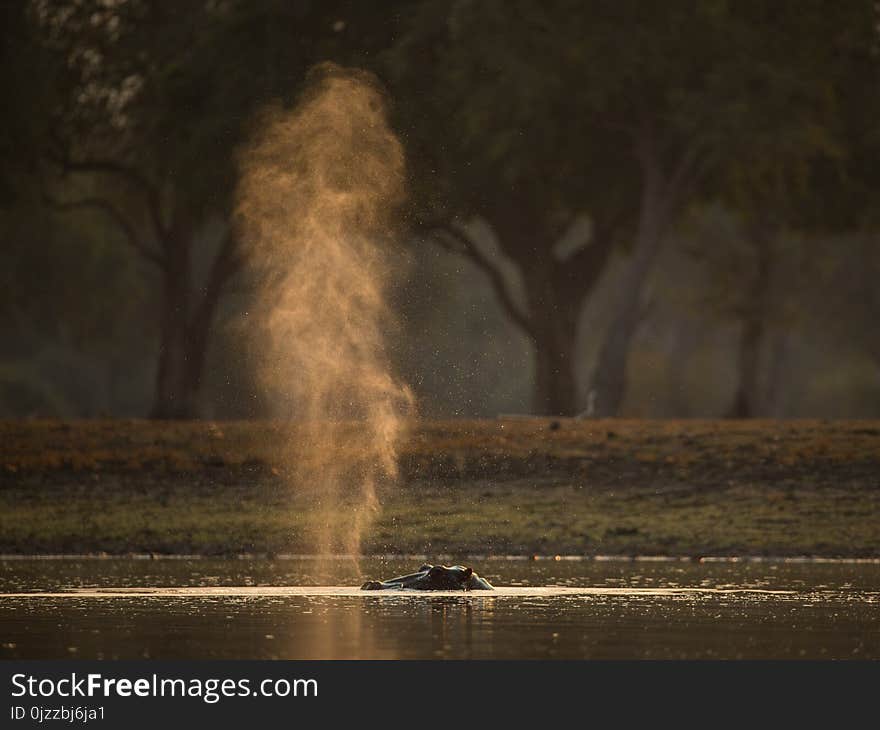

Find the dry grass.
xmin=1 ymin=418 xmax=878 ymax=556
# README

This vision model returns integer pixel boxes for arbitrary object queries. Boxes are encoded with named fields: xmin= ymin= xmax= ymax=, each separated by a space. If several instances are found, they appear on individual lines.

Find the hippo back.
xmin=360 ymin=564 xmax=494 ymax=590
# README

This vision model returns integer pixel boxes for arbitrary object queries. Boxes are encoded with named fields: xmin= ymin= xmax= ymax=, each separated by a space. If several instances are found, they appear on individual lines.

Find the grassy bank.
xmin=1 ymin=419 xmax=878 ymax=556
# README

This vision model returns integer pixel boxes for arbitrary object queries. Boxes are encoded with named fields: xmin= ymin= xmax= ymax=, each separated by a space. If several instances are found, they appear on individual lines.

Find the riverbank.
xmin=2 ymin=419 xmax=878 ymax=557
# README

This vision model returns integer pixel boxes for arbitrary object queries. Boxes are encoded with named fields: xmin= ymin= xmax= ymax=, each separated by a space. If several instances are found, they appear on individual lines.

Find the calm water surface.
xmin=1 ymin=557 xmax=877 ymax=659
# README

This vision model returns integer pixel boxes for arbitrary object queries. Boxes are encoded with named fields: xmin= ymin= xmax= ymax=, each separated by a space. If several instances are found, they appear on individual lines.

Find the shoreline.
xmin=2 ymin=554 xmax=880 ymax=563
xmin=3 ymin=418 xmax=878 ymax=558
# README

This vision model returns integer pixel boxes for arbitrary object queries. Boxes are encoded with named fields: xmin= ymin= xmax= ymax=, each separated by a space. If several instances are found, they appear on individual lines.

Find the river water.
xmin=1 ymin=557 xmax=877 ymax=659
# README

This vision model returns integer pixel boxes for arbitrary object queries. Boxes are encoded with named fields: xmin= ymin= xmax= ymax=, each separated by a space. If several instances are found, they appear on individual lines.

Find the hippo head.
xmin=418 ymin=564 xmax=474 ymax=589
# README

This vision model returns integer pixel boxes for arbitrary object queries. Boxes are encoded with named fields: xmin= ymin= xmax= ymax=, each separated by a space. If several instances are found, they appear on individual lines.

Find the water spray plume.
xmin=235 ymin=63 xmax=414 ymax=558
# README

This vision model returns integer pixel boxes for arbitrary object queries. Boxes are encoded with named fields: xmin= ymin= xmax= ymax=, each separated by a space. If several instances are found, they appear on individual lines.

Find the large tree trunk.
xmin=44 ymin=154 xmax=240 ymax=420
xmin=530 ymin=303 xmax=579 ymax=416
xmin=663 ymin=320 xmax=703 ymax=417
xmin=522 ymin=255 xmax=587 ymax=416
xmin=150 ymin=220 xmax=200 ymax=419
xmin=150 ymin=222 xmax=239 ymax=419
xmin=585 ymin=120 xmax=711 ymax=417
xmin=151 ymin=270 xmax=198 ymax=419
xmin=589 ymin=175 xmax=666 ymax=417
xmin=726 ymin=228 xmax=773 ymax=418
xmin=150 ymin=289 xmax=223 ymax=419
xmin=434 ymin=209 xmax=616 ymax=418
xmin=727 ymin=314 xmax=764 ymax=418
xmin=762 ymin=329 xmax=790 ymax=417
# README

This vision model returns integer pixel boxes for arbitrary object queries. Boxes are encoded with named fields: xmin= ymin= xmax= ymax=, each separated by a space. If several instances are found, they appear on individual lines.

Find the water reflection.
xmin=0 ymin=558 xmax=877 ymax=660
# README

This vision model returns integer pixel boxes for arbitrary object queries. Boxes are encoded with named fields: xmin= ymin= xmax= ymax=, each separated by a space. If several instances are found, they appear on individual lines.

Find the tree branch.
xmin=191 ymin=227 xmax=244 ymax=335
xmin=50 ymin=153 xmax=166 ymax=239
xmin=421 ymin=221 xmax=535 ymax=339
xmin=665 ymin=134 xmax=713 ymax=209
xmin=43 ymin=191 xmax=166 ymax=270
xmin=562 ymin=227 xmax=617 ymax=301
xmin=182 ymin=227 xmax=244 ymax=390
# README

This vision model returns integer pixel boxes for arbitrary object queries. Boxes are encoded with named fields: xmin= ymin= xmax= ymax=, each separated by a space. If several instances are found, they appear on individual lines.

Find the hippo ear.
xmin=418 ymin=564 xmax=433 ymax=572
xmin=463 ymin=567 xmax=473 ymax=579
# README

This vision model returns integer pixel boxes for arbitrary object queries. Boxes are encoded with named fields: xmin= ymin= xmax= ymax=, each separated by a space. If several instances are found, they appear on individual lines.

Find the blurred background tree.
xmin=388 ymin=0 xmax=873 ymax=416
xmin=9 ymin=0 xmax=407 ymax=417
xmin=1 ymin=0 xmax=878 ymax=419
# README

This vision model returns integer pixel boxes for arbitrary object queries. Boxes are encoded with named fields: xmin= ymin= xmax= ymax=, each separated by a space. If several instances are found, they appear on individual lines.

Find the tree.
xmin=389 ymin=0 xmax=632 ymax=415
xmin=695 ymin=2 xmax=880 ymax=417
xmin=682 ymin=207 xmax=804 ymax=417
xmin=32 ymin=1 xmax=248 ymax=417
xmin=31 ymin=0 xmax=407 ymax=417
xmin=389 ymin=0 xmax=869 ymax=416
xmin=798 ymin=16 xmax=880 ymax=392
